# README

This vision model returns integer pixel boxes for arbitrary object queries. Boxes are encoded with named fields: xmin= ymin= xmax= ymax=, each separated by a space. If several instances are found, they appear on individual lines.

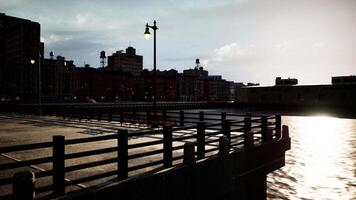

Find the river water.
xmin=267 ymin=115 xmax=356 ymax=200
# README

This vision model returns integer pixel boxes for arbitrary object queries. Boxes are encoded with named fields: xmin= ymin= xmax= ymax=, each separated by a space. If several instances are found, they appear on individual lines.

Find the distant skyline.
xmin=1 ymin=0 xmax=356 ymax=85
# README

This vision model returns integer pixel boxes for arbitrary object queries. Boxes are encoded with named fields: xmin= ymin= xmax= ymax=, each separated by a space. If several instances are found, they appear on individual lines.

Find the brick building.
xmin=107 ymin=47 xmax=143 ymax=76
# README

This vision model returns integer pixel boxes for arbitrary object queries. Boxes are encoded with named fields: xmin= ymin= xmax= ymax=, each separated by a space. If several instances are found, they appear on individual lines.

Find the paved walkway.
xmin=0 ymin=113 xmax=219 ymax=198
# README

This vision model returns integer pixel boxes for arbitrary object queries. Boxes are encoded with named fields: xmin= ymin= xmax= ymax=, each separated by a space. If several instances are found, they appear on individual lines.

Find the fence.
xmin=0 ymin=111 xmax=284 ymax=199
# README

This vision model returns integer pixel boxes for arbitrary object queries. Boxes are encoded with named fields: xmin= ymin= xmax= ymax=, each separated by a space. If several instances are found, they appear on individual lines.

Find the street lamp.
xmin=30 ymin=53 xmax=42 ymax=115
xmin=144 ymin=20 xmax=158 ymax=114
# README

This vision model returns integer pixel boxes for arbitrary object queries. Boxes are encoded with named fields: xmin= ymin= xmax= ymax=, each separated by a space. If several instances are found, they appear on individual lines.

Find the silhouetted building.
xmin=332 ymin=75 xmax=356 ymax=85
xmin=138 ymin=69 xmax=178 ymax=101
xmin=0 ymin=13 xmax=42 ymax=101
xmin=74 ymin=67 xmax=134 ymax=102
xmin=107 ymin=47 xmax=143 ymax=76
xmin=275 ymin=77 xmax=298 ymax=86
xmin=41 ymin=56 xmax=77 ymax=101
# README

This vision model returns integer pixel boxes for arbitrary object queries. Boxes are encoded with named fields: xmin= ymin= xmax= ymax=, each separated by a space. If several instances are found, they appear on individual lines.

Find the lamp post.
xmin=30 ymin=53 xmax=41 ymax=115
xmin=144 ymin=20 xmax=158 ymax=114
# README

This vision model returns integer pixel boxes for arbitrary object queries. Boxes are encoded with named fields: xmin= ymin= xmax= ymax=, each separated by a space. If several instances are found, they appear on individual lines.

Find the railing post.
xmin=197 ymin=122 xmax=206 ymax=159
xmin=199 ymin=111 xmax=204 ymax=121
xmin=261 ymin=116 xmax=268 ymax=141
xmin=179 ymin=110 xmax=184 ymax=127
xmin=119 ymin=109 xmax=124 ymax=124
xmin=244 ymin=131 xmax=254 ymax=148
xmin=221 ymin=112 xmax=226 ymax=122
xmin=282 ymin=125 xmax=289 ymax=139
xmin=275 ymin=114 xmax=281 ymax=139
xmin=97 ymin=108 xmax=101 ymax=121
xmin=163 ymin=125 xmax=173 ymax=167
xmin=183 ymin=142 xmax=195 ymax=165
xmin=13 ymin=171 xmax=35 ymax=200
xmin=108 ymin=109 xmax=112 ymax=122
xmin=117 ymin=129 xmax=128 ymax=180
xmin=218 ymin=136 xmax=229 ymax=156
xmin=53 ymin=135 xmax=65 ymax=196
xmin=146 ymin=111 xmax=151 ymax=125
xmin=244 ymin=117 xmax=251 ymax=133
xmin=222 ymin=120 xmax=231 ymax=148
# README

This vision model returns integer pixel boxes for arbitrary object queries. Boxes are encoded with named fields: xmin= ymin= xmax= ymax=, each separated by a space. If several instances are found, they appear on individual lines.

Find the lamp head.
xmin=144 ymin=25 xmax=151 ymax=39
xmin=30 ymin=59 xmax=35 ymax=64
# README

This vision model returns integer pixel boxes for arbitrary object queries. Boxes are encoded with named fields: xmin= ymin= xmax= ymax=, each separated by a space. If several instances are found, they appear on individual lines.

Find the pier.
xmin=0 ymin=110 xmax=290 ymax=200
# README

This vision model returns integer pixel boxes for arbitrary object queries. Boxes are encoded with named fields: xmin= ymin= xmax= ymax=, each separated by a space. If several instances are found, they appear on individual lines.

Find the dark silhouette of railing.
xmin=0 ymin=111 xmax=283 ymax=200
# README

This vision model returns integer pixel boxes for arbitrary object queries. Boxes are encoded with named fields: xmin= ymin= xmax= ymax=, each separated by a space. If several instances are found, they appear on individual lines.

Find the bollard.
xmin=53 ymin=135 xmax=65 ymax=196
xmin=117 ymin=130 xmax=128 ymax=180
xmin=197 ymin=122 xmax=206 ymax=159
xmin=163 ymin=125 xmax=173 ymax=167
xmin=199 ymin=111 xmax=204 ymax=121
xmin=262 ymin=128 xmax=273 ymax=142
xmin=282 ymin=125 xmax=289 ymax=138
xmin=13 ymin=171 xmax=35 ymax=200
xmin=183 ymin=142 xmax=196 ymax=165
xmin=218 ymin=136 xmax=230 ymax=156
xmin=244 ymin=131 xmax=254 ymax=148
xmin=179 ymin=110 xmax=184 ymax=127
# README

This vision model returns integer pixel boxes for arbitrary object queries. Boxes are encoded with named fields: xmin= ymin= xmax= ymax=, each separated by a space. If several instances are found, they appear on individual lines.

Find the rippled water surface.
xmin=267 ymin=116 xmax=356 ymax=200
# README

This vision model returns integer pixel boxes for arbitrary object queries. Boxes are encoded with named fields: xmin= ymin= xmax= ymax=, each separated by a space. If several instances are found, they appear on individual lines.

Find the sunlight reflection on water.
xmin=268 ymin=116 xmax=356 ymax=200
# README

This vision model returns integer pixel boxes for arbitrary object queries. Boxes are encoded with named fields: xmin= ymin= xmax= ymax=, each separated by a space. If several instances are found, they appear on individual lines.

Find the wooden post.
xmin=108 ymin=109 xmax=112 ymax=122
xmin=222 ymin=120 xmax=231 ymax=148
xmin=221 ymin=112 xmax=226 ymax=122
xmin=97 ymin=108 xmax=102 ymax=121
xmin=163 ymin=125 xmax=173 ymax=167
xmin=13 ymin=171 xmax=35 ymax=200
xmin=218 ymin=136 xmax=229 ymax=156
xmin=244 ymin=117 xmax=251 ymax=133
xmin=199 ymin=111 xmax=204 ymax=121
xmin=179 ymin=110 xmax=184 ymax=127
xmin=53 ymin=135 xmax=65 ymax=196
xmin=244 ymin=131 xmax=254 ymax=148
xmin=183 ymin=142 xmax=195 ymax=165
xmin=197 ymin=122 xmax=206 ymax=159
xmin=275 ymin=114 xmax=281 ymax=139
xmin=261 ymin=116 xmax=268 ymax=141
xmin=282 ymin=125 xmax=289 ymax=138
xmin=120 ymin=109 xmax=124 ymax=124
xmin=117 ymin=130 xmax=128 ymax=180
xmin=146 ymin=111 xmax=151 ymax=125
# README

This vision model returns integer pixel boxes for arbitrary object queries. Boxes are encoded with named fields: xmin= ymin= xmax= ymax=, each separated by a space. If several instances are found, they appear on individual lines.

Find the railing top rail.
xmin=0 ymin=141 xmax=52 ymax=153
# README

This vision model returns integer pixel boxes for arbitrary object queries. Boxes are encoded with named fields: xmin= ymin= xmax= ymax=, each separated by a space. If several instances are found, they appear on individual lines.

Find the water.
xmin=267 ymin=116 xmax=356 ymax=200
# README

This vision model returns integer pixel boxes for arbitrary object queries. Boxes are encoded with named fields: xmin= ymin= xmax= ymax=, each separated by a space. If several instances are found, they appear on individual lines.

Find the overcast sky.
xmin=1 ymin=0 xmax=356 ymax=85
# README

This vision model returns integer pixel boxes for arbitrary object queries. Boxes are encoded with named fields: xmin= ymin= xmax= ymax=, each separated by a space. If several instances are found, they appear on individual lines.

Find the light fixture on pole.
xmin=144 ymin=20 xmax=158 ymax=114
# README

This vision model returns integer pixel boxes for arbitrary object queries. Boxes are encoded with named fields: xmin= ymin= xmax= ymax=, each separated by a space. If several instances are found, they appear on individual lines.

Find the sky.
xmin=1 ymin=0 xmax=356 ymax=85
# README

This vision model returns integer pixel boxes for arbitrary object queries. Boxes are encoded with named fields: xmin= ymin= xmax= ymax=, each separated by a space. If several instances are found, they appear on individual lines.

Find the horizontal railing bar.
xmin=65 ymin=157 xmax=117 ymax=173
xmin=172 ymin=155 xmax=184 ymax=161
xmin=128 ymin=139 xmax=163 ymax=149
xmin=128 ymin=149 xmax=164 ymax=160
xmin=205 ymin=138 xmax=220 ymax=145
xmin=0 ymin=142 xmax=52 ymax=153
xmin=65 ymin=134 xmax=116 ymax=145
xmin=128 ymin=159 xmax=164 ymax=171
xmin=129 ymin=129 xmax=163 ymax=137
xmin=172 ymin=134 xmax=197 ymax=142
xmin=65 ymin=147 xmax=117 ymax=160
xmin=205 ymin=147 xmax=220 ymax=153
xmin=65 ymin=170 xmax=117 ymax=186
xmin=0 ymin=156 xmax=52 ymax=170
xmin=35 ymin=184 xmax=53 ymax=194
